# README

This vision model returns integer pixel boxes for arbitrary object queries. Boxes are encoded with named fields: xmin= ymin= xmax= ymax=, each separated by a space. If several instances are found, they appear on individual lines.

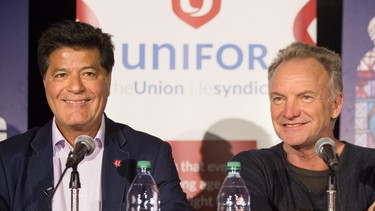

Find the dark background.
xmin=28 ymin=0 xmax=343 ymax=138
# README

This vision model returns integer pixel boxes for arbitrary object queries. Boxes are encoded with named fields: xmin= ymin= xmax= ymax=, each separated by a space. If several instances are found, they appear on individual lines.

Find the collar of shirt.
xmin=51 ymin=115 xmax=105 ymax=156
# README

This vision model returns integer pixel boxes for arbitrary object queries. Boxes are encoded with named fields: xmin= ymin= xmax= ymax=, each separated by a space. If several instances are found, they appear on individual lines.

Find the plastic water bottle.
xmin=217 ymin=161 xmax=250 ymax=211
xmin=127 ymin=160 xmax=160 ymax=211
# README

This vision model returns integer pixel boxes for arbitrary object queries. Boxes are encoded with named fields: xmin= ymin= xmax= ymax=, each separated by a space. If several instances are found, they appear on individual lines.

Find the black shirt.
xmin=232 ymin=141 xmax=375 ymax=211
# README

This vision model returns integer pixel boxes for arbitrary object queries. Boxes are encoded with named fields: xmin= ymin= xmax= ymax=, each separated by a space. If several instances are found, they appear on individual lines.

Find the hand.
xmin=368 ymin=201 xmax=375 ymax=211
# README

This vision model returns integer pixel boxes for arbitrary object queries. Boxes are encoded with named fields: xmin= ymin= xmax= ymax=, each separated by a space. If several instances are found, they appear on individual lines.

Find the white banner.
xmin=78 ymin=0 xmax=315 ymax=148
xmin=77 ymin=1 xmax=316 ymax=209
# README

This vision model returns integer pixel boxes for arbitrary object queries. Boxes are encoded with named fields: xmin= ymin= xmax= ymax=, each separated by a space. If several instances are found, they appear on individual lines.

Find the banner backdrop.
xmin=341 ymin=0 xmax=375 ymax=147
xmin=77 ymin=1 xmax=316 ymax=210
xmin=0 ymin=0 xmax=28 ymax=141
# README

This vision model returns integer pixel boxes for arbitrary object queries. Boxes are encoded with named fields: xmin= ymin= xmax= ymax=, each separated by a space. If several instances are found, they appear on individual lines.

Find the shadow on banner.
xmin=168 ymin=118 xmax=270 ymax=210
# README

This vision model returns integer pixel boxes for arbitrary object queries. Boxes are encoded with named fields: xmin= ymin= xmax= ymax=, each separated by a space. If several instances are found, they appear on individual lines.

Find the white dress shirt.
xmin=52 ymin=116 xmax=105 ymax=211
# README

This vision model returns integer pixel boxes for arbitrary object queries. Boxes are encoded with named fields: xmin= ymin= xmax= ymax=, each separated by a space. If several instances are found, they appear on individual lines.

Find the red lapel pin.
xmin=113 ymin=160 xmax=122 ymax=168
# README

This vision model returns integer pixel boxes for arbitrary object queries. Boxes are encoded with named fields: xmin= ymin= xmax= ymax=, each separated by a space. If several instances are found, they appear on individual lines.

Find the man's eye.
xmin=54 ymin=73 xmax=67 ymax=78
xmin=301 ymin=95 xmax=314 ymax=102
xmin=83 ymin=72 xmax=96 ymax=77
xmin=272 ymin=97 xmax=284 ymax=104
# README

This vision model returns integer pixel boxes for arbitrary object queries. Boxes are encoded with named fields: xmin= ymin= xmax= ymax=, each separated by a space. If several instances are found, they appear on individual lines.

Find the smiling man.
xmin=232 ymin=42 xmax=375 ymax=210
xmin=43 ymin=47 xmax=110 ymax=144
xmin=0 ymin=20 xmax=190 ymax=211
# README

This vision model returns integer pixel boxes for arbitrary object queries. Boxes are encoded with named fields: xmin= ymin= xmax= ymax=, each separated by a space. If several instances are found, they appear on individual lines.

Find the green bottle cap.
xmin=137 ymin=160 xmax=151 ymax=170
xmin=227 ymin=161 xmax=241 ymax=171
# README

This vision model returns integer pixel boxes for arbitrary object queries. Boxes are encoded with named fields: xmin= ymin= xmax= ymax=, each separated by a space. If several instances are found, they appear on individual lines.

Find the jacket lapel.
xmin=101 ymin=118 xmax=131 ymax=211
xmin=27 ymin=122 xmax=54 ymax=211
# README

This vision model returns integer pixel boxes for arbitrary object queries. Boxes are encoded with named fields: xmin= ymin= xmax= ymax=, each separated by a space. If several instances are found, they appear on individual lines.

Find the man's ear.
xmin=331 ymin=92 xmax=343 ymax=119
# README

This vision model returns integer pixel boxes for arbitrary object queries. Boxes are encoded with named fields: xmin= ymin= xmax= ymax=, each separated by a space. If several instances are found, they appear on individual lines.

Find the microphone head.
xmin=314 ymin=137 xmax=336 ymax=157
xmin=75 ymin=135 xmax=95 ymax=156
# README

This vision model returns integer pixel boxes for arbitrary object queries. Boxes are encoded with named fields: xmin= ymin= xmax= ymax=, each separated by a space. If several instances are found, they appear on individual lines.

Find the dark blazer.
xmin=0 ymin=116 xmax=190 ymax=211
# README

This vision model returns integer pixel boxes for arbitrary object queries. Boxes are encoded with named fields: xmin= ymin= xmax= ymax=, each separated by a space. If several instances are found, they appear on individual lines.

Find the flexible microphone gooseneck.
xmin=41 ymin=135 xmax=95 ymax=211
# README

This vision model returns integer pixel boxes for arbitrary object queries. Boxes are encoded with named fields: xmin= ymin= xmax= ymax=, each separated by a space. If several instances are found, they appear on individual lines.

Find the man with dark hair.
xmin=0 ymin=20 xmax=190 ymax=211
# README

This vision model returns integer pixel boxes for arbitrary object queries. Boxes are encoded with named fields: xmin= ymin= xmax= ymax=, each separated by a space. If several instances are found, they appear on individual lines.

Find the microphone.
xmin=66 ymin=135 xmax=95 ymax=168
xmin=314 ymin=137 xmax=340 ymax=174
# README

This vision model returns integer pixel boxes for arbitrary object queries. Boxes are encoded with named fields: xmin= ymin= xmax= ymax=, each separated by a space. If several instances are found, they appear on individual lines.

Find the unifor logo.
xmin=172 ymin=0 xmax=221 ymax=28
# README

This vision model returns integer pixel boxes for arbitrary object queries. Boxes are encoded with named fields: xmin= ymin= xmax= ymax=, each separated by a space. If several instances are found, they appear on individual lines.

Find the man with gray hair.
xmin=233 ymin=42 xmax=375 ymax=210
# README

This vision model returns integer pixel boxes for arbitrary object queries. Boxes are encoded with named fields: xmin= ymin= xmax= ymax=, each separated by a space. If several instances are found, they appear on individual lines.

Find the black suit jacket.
xmin=0 ymin=117 xmax=190 ymax=211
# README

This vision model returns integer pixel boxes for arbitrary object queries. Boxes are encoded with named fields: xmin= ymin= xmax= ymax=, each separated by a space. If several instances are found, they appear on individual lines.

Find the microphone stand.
xmin=69 ymin=165 xmax=81 ymax=211
xmin=327 ymin=173 xmax=336 ymax=211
